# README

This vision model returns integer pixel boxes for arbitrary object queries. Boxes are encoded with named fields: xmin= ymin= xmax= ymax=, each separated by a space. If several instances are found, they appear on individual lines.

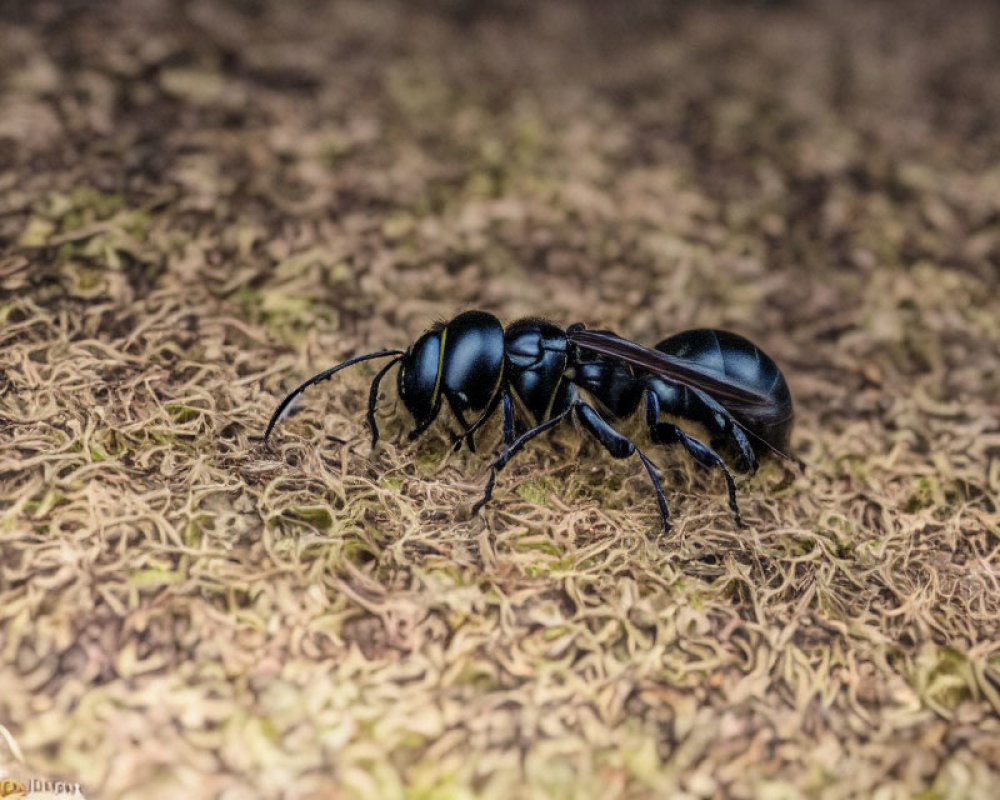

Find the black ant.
xmin=264 ymin=311 xmax=794 ymax=532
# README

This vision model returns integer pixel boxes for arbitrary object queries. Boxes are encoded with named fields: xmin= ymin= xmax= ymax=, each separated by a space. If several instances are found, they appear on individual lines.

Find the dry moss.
xmin=2 ymin=1 xmax=999 ymax=798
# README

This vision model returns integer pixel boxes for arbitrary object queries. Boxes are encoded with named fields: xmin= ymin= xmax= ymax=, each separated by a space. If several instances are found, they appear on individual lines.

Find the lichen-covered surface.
xmin=1 ymin=1 xmax=999 ymax=797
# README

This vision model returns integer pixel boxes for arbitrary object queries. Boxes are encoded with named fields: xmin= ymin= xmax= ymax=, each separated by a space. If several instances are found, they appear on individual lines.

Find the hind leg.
xmin=649 ymin=378 xmax=758 ymax=473
xmin=644 ymin=390 xmax=743 ymax=526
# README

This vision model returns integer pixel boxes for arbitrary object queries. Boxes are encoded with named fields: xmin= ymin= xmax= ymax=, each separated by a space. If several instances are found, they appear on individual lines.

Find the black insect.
xmin=264 ymin=310 xmax=794 ymax=531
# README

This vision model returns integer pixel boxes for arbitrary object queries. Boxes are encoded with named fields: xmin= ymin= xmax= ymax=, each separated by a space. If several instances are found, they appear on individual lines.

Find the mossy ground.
xmin=1 ymin=1 xmax=999 ymax=798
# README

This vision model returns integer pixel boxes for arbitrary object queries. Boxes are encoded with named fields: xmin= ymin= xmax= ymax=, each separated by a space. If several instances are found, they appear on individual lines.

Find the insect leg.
xmin=472 ymin=404 xmax=573 ymax=517
xmin=644 ymin=390 xmax=743 ymax=527
xmin=407 ymin=397 xmax=443 ymax=441
xmin=686 ymin=386 xmax=758 ymax=473
xmin=444 ymin=393 xmax=478 ymax=453
xmin=574 ymin=402 xmax=670 ymax=533
xmin=367 ymin=356 xmax=403 ymax=451
xmin=450 ymin=387 xmax=516 ymax=454
xmin=447 ymin=382 xmax=510 ymax=453
xmin=646 ymin=377 xmax=757 ymax=472
xmin=501 ymin=389 xmax=516 ymax=446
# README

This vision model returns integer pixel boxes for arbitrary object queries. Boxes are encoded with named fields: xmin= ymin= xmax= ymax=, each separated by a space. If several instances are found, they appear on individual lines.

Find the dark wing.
xmin=567 ymin=328 xmax=771 ymax=407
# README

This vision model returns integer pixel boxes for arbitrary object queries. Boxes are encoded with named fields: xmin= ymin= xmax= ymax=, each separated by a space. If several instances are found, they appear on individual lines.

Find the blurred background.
xmin=1 ymin=1 xmax=998 ymax=797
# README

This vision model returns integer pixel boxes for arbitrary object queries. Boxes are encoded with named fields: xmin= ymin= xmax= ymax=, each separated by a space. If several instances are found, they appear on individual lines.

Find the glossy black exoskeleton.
xmin=264 ymin=310 xmax=794 ymax=531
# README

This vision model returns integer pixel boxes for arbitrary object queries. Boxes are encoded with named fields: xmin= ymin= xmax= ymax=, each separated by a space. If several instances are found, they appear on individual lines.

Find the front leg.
xmin=407 ymin=397 xmax=442 ymax=441
xmin=444 ymin=393 xmax=477 ymax=453
xmin=449 ymin=387 xmax=517 ymax=453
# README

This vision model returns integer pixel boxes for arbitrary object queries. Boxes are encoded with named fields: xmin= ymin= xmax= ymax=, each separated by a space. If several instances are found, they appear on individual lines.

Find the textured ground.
xmin=1 ymin=1 xmax=999 ymax=798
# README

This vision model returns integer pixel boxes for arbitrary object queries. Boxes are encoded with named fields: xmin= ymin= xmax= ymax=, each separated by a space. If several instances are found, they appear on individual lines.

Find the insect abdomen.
xmin=654 ymin=329 xmax=793 ymax=451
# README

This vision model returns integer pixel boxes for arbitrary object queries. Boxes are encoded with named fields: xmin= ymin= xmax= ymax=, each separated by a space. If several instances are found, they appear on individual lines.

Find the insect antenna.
xmin=264 ymin=349 xmax=405 ymax=444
